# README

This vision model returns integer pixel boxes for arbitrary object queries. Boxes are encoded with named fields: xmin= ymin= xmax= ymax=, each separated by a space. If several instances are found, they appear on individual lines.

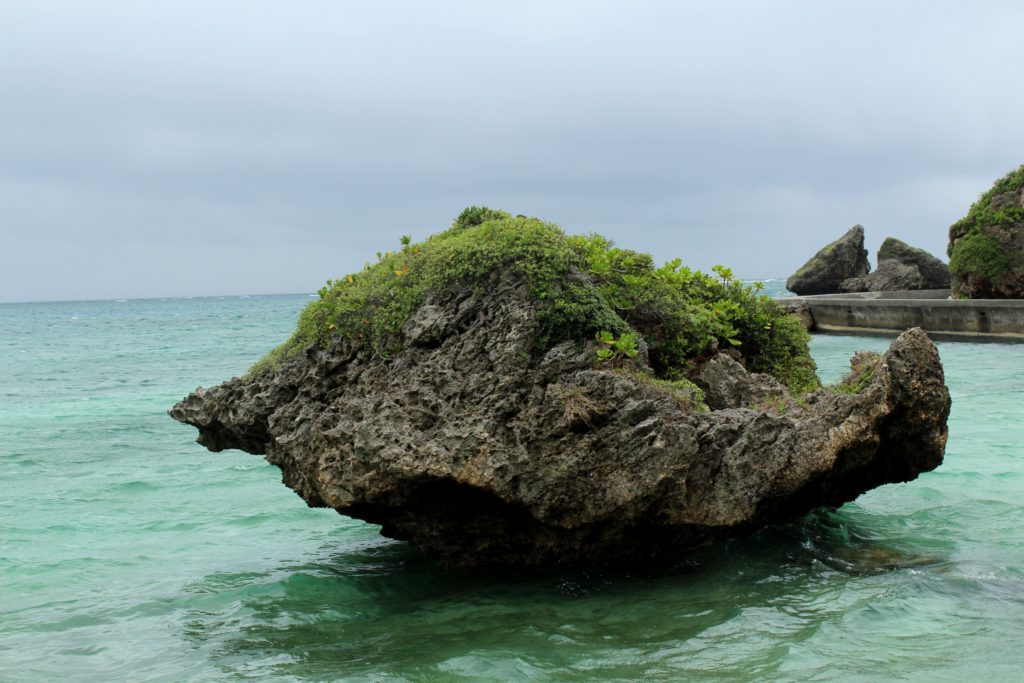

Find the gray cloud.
xmin=2 ymin=0 xmax=1023 ymax=301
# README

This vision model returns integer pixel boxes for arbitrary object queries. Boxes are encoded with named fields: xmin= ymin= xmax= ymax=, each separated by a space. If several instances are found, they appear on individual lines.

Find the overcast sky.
xmin=2 ymin=1 xmax=1022 ymax=302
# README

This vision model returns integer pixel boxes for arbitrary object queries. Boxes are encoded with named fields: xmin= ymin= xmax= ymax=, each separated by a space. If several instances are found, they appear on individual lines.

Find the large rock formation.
xmin=948 ymin=165 xmax=1024 ymax=298
xmin=787 ymin=225 xmax=870 ymax=295
xmin=171 ymin=268 xmax=950 ymax=567
xmin=840 ymin=238 xmax=951 ymax=293
xmin=838 ymin=261 xmax=918 ymax=294
xmin=835 ymin=237 xmax=946 ymax=294
xmin=877 ymin=238 xmax=951 ymax=289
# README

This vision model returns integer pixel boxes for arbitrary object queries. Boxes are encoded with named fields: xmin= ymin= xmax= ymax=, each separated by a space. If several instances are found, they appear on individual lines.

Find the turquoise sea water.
xmin=2 ymin=286 xmax=1024 ymax=681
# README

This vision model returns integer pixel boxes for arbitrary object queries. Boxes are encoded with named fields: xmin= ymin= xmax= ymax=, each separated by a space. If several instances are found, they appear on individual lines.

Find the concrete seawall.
xmin=779 ymin=290 xmax=1024 ymax=342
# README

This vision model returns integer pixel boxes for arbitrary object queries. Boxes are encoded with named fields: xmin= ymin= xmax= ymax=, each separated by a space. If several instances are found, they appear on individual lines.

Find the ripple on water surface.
xmin=1 ymin=297 xmax=1024 ymax=681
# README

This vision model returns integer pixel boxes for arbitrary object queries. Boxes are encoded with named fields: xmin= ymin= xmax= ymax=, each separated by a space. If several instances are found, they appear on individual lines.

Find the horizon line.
xmin=0 ymin=276 xmax=789 ymax=306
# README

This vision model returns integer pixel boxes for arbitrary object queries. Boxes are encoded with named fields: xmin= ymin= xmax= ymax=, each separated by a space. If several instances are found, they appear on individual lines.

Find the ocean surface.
xmin=3 ymin=282 xmax=1024 ymax=682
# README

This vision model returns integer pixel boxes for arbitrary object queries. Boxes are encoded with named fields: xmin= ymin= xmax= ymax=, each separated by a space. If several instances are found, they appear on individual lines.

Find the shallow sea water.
xmin=2 ymin=290 xmax=1023 ymax=681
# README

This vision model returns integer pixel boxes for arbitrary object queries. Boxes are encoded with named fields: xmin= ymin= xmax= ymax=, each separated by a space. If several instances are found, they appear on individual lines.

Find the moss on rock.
xmin=949 ymin=232 xmax=1010 ymax=282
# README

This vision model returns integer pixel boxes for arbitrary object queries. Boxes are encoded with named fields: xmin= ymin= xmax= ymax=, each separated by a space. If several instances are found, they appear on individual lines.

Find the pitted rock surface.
xmin=171 ymin=273 xmax=950 ymax=567
xmin=876 ymin=238 xmax=950 ymax=289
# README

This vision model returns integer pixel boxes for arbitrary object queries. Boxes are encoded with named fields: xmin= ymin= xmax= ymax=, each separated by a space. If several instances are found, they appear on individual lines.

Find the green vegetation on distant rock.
xmin=252 ymin=207 xmax=819 ymax=393
xmin=949 ymin=166 xmax=1024 ymax=240
xmin=949 ymin=232 xmax=1010 ymax=281
xmin=948 ymin=164 xmax=1024 ymax=298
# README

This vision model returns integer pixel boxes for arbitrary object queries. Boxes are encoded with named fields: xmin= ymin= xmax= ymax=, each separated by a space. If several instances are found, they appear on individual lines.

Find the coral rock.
xmin=171 ymin=274 xmax=950 ymax=567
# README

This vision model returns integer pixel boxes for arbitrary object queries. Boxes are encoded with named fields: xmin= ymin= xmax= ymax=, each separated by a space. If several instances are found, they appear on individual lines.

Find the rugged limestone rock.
xmin=689 ymin=353 xmax=785 ymax=411
xmin=787 ymin=225 xmax=870 ymax=295
xmin=877 ymin=238 xmax=950 ymax=289
xmin=171 ymin=272 xmax=950 ymax=567
xmin=839 ymin=260 xmax=923 ymax=293
xmin=838 ymin=238 xmax=950 ymax=293
xmin=837 ymin=276 xmax=866 ymax=293
xmin=871 ymin=259 xmax=925 ymax=291
xmin=948 ymin=165 xmax=1024 ymax=298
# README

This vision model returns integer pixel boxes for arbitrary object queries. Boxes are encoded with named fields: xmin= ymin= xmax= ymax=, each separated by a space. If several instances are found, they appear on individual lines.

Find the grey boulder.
xmin=787 ymin=225 xmax=870 ymax=295
xmin=875 ymin=238 xmax=950 ymax=289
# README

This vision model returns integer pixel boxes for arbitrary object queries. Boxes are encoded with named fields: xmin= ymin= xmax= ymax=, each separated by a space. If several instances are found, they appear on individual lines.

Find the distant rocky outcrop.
xmin=838 ymin=260 xmax=919 ymax=293
xmin=787 ymin=225 xmax=870 ymax=295
xmin=877 ymin=238 xmax=951 ymax=289
xmin=948 ymin=165 xmax=1024 ymax=298
xmin=839 ymin=238 xmax=950 ymax=293
xmin=170 ymin=213 xmax=950 ymax=568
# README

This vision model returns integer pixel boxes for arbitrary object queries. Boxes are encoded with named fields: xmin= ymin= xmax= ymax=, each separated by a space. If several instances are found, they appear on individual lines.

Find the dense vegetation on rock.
xmin=948 ymin=164 xmax=1024 ymax=298
xmin=252 ymin=208 xmax=817 ymax=392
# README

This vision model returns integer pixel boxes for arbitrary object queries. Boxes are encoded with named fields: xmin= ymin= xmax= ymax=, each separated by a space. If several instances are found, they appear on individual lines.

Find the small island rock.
xmin=171 ymin=296 xmax=949 ymax=567
xmin=171 ymin=212 xmax=950 ymax=567
xmin=787 ymin=225 xmax=870 ymax=295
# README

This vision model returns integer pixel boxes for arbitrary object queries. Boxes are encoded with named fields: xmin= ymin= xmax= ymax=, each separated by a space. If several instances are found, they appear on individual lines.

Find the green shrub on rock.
xmin=948 ymin=164 xmax=1024 ymax=298
xmin=831 ymin=351 xmax=883 ymax=394
xmin=949 ymin=232 xmax=1010 ymax=282
xmin=251 ymin=209 xmax=819 ymax=394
